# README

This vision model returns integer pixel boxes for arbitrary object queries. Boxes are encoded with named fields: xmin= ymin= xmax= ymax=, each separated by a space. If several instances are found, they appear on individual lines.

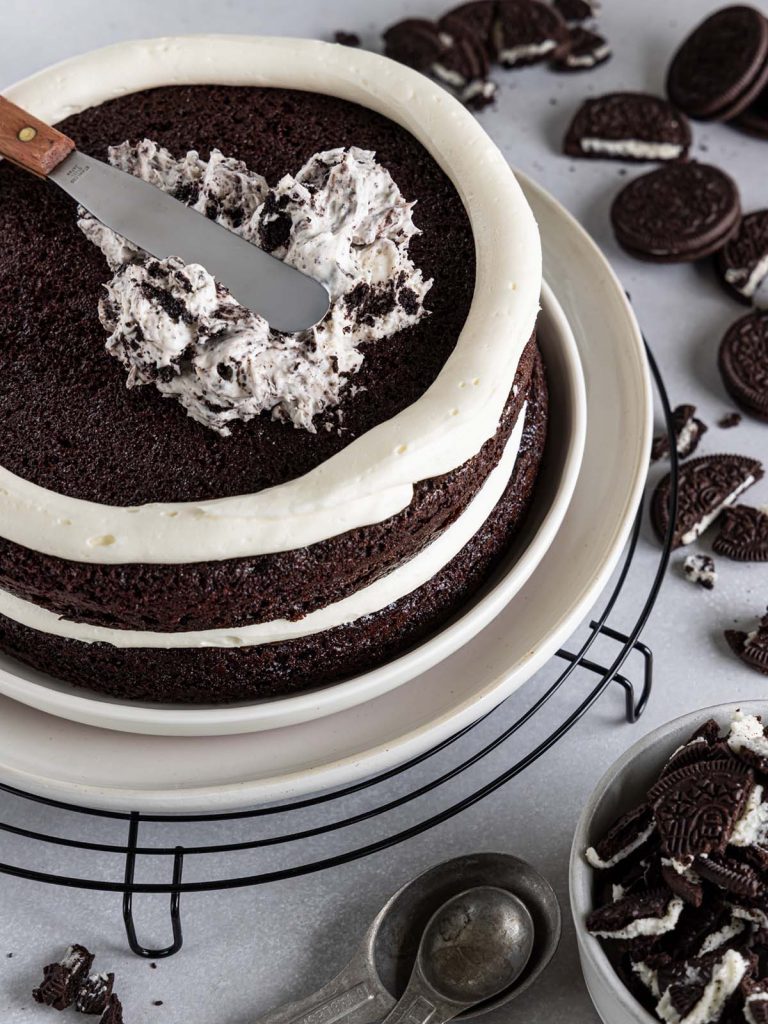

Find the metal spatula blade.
xmin=0 ymin=96 xmax=330 ymax=334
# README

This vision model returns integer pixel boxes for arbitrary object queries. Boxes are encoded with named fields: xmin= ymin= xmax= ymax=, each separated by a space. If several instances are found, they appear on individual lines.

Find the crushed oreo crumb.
xmin=682 ymin=554 xmax=717 ymax=590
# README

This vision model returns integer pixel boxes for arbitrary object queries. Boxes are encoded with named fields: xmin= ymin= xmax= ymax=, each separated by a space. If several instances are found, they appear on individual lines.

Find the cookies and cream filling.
xmin=496 ymin=38 xmax=557 ymax=65
xmin=79 ymin=141 xmax=431 ymax=436
xmin=655 ymin=949 xmax=749 ymax=1024
xmin=728 ymin=713 xmax=768 ymax=760
xmin=680 ymin=475 xmax=757 ymax=545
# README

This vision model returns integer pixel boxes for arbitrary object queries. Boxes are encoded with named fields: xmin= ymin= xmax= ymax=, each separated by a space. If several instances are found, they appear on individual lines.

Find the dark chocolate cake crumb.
xmin=719 ymin=412 xmax=742 ymax=429
xmin=334 ymin=31 xmax=361 ymax=47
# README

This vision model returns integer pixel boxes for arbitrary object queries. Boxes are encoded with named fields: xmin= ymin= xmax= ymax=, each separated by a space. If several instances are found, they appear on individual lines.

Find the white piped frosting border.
xmin=0 ymin=410 xmax=526 ymax=648
xmin=1 ymin=37 xmax=541 ymax=564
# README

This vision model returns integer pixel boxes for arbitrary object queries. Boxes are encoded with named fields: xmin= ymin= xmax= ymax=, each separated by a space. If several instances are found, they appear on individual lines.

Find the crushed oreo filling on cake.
xmin=79 ymin=141 xmax=432 ymax=435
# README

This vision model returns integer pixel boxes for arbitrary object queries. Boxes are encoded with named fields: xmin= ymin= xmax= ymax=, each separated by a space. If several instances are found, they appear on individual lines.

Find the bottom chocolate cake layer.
xmin=0 ymin=354 xmax=547 ymax=704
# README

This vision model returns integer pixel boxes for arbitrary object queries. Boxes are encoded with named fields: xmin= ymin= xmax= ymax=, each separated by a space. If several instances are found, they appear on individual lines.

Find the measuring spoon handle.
xmin=253 ymin=958 xmax=394 ymax=1024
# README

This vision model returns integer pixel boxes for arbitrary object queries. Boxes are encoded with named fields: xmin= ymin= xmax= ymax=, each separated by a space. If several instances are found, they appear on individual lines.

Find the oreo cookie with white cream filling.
xmin=494 ymin=0 xmax=569 ymax=68
xmin=651 ymin=404 xmax=708 ymax=461
xmin=564 ymin=93 xmax=691 ymax=162
xmin=651 ymin=454 xmax=764 ymax=549
xmin=718 ymin=211 xmax=768 ymax=308
xmin=552 ymin=27 xmax=611 ymax=72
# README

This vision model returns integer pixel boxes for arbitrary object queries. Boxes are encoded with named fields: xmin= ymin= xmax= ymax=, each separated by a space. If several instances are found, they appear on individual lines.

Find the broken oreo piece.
xmin=99 ymin=994 xmax=123 ymax=1024
xmin=682 ymin=554 xmax=717 ymax=590
xmin=651 ymin=404 xmax=708 ymax=461
xmin=726 ymin=617 xmax=768 ymax=678
xmin=552 ymin=27 xmax=611 ymax=72
xmin=728 ymin=713 xmax=768 ymax=775
xmin=695 ymin=853 xmax=763 ymax=899
xmin=713 ymin=505 xmax=768 ymax=562
xmin=587 ymin=889 xmax=684 ymax=942
xmin=651 ymin=453 xmax=764 ymax=549
xmin=611 ymin=162 xmax=741 ymax=262
xmin=431 ymin=24 xmax=497 ymax=109
xmin=649 ymin=759 xmax=754 ymax=859
xmin=585 ymin=803 xmax=656 ymax=870
xmin=718 ymin=210 xmax=768 ymax=308
xmin=552 ymin=0 xmax=600 ymax=25
xmin=718 ymin=312 xmax=768 ymax=422
xmin=666 ymin=5 xmax=768 ymax=122
xmin=660 ymin=857 xmax=704 ymax=907
xmin=744 ymin=977 xmax=768 ymax=1024
xmin=494 ymin=0 xmax=569 ymax=68
xmin=565 ymin=92 xmax=691 ymax=163
xmin=76 ymin=973 xmax=115 ymax=1015
xmin=655 ymin=948 xmax=754 ymax=1024
xmin=33 ymin=945 xmax=95 ymax=1011
xmin=719 ymin=412 xmax=742 ymax=429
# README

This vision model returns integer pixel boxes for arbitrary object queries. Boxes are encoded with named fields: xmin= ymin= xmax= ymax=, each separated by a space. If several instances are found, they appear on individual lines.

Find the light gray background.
xmin=1 ymin=0 xmax=767 ymax=1021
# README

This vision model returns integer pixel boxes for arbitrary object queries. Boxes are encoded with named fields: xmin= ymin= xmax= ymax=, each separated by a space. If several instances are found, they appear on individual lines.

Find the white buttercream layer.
xmin=580 ymin=138 xmax=683 ymax=160
xmin=0 ymin=408 xmax=526 ymax=649
xmin=0 ymin=37 xmax=542 ymax=565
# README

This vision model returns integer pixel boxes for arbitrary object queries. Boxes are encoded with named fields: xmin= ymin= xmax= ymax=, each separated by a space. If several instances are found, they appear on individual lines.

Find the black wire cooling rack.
xmin=0 ymin=341 xmax=677 ymax=960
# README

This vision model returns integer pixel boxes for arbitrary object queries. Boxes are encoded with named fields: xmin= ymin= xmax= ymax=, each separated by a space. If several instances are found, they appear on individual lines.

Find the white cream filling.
xmin=580 ymin=138 xmax=683 ymax=160
xmin=731 ymin=783 xmax=768 ymax=847
xmin=589 ymin=896 xmax=683 ymax=940
xmin=728 ymin=712 xmax=768 ymax=760
xmin=498 ymin=39 xmax=557 ymax=64
xmin=680 ymin=475 xmax=756 ymax=545
xmin=656 ymin=949 xmax=748 ymax=1024
xmin=725 ymin=253 xmax=768 ymax=299
xmin=633 ymin=961 xmax=661 ymax=999
xmin=698 ymin=917 xmax=746 ymax=956
xmin=0 ymin=406 xmax=526 ymax=649
xmin=585 ymin=821 xmax=655 ymax=869
xmin=564 ymin=45 xmax=610 ymax=67
xmin=0 ymin=36 xmax=542 ymax=566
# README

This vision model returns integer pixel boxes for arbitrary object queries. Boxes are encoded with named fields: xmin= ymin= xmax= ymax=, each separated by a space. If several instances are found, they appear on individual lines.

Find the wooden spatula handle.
xmin=0 ymin=95 xmax=75 ymax=176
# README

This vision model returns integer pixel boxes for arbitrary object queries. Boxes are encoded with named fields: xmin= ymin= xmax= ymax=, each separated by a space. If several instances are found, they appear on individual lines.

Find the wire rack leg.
xmin=122 ymin=814 xmax=185 ymax=958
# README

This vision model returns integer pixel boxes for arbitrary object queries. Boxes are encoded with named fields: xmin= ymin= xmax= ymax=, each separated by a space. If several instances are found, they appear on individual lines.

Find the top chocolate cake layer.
xmin=0 ymin=85 xmax=475 ymax=505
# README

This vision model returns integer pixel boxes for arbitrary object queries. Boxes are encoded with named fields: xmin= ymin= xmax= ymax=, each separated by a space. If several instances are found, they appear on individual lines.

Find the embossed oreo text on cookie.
xmin=719 ymin=312 xmax=768 ymax=422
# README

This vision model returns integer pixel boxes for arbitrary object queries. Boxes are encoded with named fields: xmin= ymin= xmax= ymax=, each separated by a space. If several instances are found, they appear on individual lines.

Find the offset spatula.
xmin=0 ymin=96 xmax=330 ymax=333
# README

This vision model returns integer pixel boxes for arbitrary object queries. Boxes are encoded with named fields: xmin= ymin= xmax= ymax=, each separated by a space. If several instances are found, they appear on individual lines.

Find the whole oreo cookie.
xmin=667 ymin=5 xmax=768 ymax=121
xmin=717 ymin=210 xmax=768 ymax=307
xmin=718 ymin=312 xmax=768 ymax=421
xmin=565 ymin=93 xmax=691 ymax=163
xmin=611 ymin=162 xmax=741 ymax=262
xmin=714 ymin=505 xmax=768 ymax=562
xmin=737 ymin=84 xmax=768 ymax=138
xmin=494 ymin=0 xmax=569 ymax=68
xmin=651 ymin=453 xmax=764 ymax=549
xmin=552 ymin=27 xmax=611 ymax=72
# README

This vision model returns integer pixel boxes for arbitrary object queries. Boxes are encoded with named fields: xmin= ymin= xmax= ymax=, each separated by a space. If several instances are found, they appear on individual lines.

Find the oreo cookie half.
xmin=565 ymin=93 xmax=691 ymax=162
xmin=714 ymin=505 xmax=768 ymax=562
xmin=651 ymin=404 xmax=707 ymax=461
xmin=718 ymin=312 xmax=768 ymax=422
xmin=552 ymin=27 xmax=611 ymax=72
xmin=648 ymin=759 xmax=754 ymax=859
xmin=75 ymin=973 xmax=115 ymax=1015
xmin=667 ymin=5 xmax=768 ymax=122
xmin=651 ymin=453 xmax=764 ymax=549
xmin=383 ymin=19 xmax=445 ymax=71
xmin=611 ymin=162 xmax=741 ymax=262
xmin=726 ymin=614 xmax=768 ymax=677
xmin=494 ymin=0 xmax=569 ymax=68
xmin=99 ymin=994 xmax=124 ymax=1024
xmin=718 ymin=211 xmax=768 ymax=308
xmin=585 ymin=803 xmax=656 ymax=870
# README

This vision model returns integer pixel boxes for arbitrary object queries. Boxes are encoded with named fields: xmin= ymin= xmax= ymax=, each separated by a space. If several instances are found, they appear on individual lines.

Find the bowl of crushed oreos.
xmin=570 ymin=702 xmax=768 ymax=1024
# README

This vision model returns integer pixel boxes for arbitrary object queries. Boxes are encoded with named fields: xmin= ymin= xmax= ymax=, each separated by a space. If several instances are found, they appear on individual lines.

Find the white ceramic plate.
xmin=0 ymin=175 xmax=651 ymax=811
xmin=0 ymin=279 xmax=584 ymax=736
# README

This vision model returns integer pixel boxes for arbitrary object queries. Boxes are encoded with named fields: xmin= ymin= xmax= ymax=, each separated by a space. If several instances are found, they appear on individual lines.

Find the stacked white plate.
xmin=0 ymin=171 xmax=651 ymax=812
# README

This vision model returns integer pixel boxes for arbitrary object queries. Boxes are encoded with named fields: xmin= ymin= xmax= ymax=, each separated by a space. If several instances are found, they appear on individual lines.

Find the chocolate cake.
xmin=0 ymin=78 xmax=546 ymax=703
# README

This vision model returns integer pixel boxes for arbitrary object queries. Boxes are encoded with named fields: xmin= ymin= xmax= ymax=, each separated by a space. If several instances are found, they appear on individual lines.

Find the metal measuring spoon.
xmin=379 ymin=886 xmax=534 ymax=1024
xmin=253 ymin=852 xmax=560 ymax=1024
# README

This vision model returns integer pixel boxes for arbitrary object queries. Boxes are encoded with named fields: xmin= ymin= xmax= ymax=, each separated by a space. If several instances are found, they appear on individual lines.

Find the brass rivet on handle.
xmin=17 ymin=126 xmax=37 ymax=143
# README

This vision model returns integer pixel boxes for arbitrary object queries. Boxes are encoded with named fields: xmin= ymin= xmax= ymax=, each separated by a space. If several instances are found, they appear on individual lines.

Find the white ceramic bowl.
xmin=570 ymin=701 xmax=768 ymax=1024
